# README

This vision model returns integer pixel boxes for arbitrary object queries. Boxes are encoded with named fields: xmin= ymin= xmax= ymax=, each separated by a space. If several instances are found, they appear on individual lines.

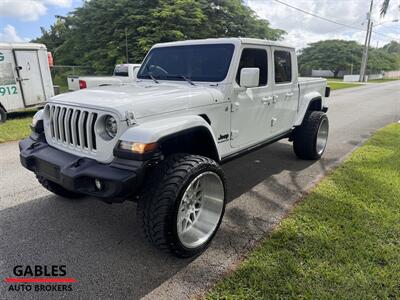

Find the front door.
xmin=15 ymin=50 xmax=46 ymax=106
xmin=230 ymin=47 xmax=274 ymax=148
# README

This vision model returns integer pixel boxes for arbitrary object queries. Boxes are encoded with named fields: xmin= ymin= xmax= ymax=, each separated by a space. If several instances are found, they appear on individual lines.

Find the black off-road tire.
xmin=37 ymin=175 xmax=84 ymax=199
xmin=137 ymin=154 xmax=226 ymax=258
xmin=0 ymin=107 xmax=7 ymax=123
xmin=293 ymin=111 xmax=329 ymax=160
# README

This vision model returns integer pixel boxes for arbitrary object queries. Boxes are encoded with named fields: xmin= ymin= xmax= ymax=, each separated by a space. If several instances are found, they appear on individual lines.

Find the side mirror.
xmin=240 ymin=68 xmax=259 ymax=88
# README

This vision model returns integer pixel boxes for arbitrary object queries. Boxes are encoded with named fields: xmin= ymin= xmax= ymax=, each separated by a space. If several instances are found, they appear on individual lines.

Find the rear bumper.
xmin=19 ymin=136 xmax=145 ymax=201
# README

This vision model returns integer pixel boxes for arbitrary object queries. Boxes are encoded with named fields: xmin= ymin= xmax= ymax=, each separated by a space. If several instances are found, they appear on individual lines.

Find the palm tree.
xmin=380 ymin=0 xmax=399 ymax=17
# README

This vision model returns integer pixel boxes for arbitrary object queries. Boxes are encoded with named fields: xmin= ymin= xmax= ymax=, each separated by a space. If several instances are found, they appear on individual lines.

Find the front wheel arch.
xmin=158 ymin=127 xmax=220 ymax=162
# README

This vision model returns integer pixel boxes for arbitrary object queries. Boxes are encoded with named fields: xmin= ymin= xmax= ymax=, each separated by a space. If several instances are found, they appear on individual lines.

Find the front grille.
xmin=47 ymin=104 xmax=98 ymax=152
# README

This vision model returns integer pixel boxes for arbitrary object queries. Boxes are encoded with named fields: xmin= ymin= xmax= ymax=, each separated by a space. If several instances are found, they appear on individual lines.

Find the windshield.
xmin=137 ymin=44 xmax=235 ymax=82
xmin=114 ymin=65 xmax=129 ymax=77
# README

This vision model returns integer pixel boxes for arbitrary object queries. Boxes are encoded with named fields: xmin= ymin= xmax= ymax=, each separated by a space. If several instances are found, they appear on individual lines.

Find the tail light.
xmin=79 ymin=80 xmax=87 ymax=89
xmin=47 ymin=52 xmax=54 ymax=67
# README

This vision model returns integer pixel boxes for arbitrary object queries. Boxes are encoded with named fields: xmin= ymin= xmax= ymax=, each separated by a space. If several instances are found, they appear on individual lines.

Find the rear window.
xmin=114 ymin=65 xmax=129 ymax=77
xmin=274 ymin=51 xmax=292 ymax=83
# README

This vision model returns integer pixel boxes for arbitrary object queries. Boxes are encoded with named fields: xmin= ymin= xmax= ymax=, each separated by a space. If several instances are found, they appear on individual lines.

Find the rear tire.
xmin=137 ymin=154 xmax=226 ymax=258
xmin=0 ymin=107 xmax=6 ymax=123
xmin=293 ymin=111 xmax=329 ymax=160
xmin=37 ymin=175 xmax=84 ymax=199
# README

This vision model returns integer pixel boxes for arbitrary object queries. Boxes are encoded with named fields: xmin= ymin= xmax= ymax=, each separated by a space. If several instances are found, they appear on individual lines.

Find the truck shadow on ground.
xmin=223 ymin=141 xmax=316 ymax=202
xmin=0 ymin=141 xmax=325 ymax=299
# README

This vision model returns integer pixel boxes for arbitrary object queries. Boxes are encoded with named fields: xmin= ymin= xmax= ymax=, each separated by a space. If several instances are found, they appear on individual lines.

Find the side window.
xmin=236 ymin=48 xmax=268 ymax=86
xmin=274 ymin=51 xmax=292 ymax=83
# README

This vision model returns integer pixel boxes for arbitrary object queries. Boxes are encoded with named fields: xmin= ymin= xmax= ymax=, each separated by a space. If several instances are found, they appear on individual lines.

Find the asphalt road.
xmin=1 ymin=81 xmax=399 ymax=299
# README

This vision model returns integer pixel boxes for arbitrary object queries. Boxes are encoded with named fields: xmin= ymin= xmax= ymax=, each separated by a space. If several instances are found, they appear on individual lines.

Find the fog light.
xmin=94 ymin=179 xmax=103 ymax=191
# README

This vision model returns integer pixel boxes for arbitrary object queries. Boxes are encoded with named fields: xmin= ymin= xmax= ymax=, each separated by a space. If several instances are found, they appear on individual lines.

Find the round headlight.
xmin=105 ymin=115 xmax=118 ymax=138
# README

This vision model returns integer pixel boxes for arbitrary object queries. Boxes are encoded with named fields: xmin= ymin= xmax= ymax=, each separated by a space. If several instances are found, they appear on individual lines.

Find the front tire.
xmin=293 ymin=111 xmax=329 ymax=160
xmin=37 ymin=175 xmax=84 ymax=199
xmin=138 ymin=154 xmax=226 ymax=258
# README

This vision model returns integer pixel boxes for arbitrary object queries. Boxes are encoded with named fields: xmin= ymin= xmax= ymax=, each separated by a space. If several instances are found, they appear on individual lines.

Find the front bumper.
xmin=19 ymin=136 xmax=145 ymax=201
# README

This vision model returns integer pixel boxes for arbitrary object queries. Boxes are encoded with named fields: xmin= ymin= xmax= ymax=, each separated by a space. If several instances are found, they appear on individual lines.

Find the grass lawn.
xmin=323 ymin=77 xmax=343 ymax=82
xmin=328 ymin=81 xmax=363 ymax=90
xmin=368 ymin=78 xmax=400 ymax=83
xmin=208 ymin=123 xmax=400 ymax=299
xmin=0 ymin=110 xmax=36 ymax=143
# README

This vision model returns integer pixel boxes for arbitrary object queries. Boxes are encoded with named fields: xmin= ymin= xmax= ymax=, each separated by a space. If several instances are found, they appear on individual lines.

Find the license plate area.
xmin=37 ymin=159 xmax=60 ymax=181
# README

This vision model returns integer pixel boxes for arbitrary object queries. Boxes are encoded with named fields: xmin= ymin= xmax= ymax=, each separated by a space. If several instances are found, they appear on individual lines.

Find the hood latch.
xmin=125 ymin=111 xmax=136 ymax=126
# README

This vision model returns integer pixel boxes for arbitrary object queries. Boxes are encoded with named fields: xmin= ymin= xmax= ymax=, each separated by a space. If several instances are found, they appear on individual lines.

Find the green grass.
xmin=323 ymin=77 xmax=343 ymax=82
xmin=368 ymin=78 xmax=400 ymax=83
xmin=208 ymin=123 xmax=400 ymax=299
xmin=328 ymin=81 xmax=362 ymax=90
xmin=0 ymin=110 xmax=36 ymax=143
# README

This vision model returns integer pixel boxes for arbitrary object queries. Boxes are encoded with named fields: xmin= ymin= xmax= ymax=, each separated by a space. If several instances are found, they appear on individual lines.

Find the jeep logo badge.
xmin=0 ymin=52 xmax=4 ymax=61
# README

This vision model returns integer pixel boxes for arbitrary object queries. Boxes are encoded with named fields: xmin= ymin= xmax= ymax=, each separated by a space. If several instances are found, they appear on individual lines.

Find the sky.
xmin=0 ymin=0 xmax=399 ymax=49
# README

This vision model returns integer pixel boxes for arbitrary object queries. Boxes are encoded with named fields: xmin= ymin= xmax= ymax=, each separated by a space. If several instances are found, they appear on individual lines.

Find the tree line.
xmin=34 ymin=0 xmax=285 ymax=74
xmin=34 ymin=0 xmax=399 ymax=78
xmin=298 ymin=40 xmax=400 ymax=77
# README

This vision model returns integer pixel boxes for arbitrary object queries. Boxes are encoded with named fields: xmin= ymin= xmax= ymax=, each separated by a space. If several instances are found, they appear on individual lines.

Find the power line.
xmin=272 ymin=0 xmax=395 ymax=40
xmin=273 ymin=0 xmax=365 ymax=30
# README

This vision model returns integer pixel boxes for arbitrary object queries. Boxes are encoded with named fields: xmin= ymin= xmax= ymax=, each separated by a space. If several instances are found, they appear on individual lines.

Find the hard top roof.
xmin=153 ymin=37 xmax=294 ymax=50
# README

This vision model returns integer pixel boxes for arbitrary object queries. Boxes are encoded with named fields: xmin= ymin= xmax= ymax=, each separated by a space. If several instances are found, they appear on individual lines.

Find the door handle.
xmin=261 ymin=96 xmax=273 ymax=105
xmin=286 ymin=92 xmax=294 ymax=97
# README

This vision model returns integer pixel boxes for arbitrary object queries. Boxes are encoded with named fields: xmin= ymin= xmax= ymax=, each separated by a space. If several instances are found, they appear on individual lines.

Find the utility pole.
xmin=359 ymin=0 xmax=373 ymax=82
xmin=125 ymin=27 xmax=129 ymax=63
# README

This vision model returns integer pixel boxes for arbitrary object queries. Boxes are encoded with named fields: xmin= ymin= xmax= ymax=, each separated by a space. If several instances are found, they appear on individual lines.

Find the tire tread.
xmin=137 ymin=154 xmax=225 ymax=257
xmin=293 ymin=111 xmax=328 ymax=160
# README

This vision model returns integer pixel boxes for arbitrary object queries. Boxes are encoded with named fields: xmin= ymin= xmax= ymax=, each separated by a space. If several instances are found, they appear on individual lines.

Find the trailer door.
xmin=15 ymin=50 xmax=46 ymax=106
xmin=0 ymin=49 xmax=24 ymax=111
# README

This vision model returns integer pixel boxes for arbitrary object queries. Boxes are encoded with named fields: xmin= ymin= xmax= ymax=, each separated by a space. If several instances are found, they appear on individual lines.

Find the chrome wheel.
xmin=177 ymin=171 xmax=224 ymax=249
xmin=316 ymin=117 xmax=329 ymax=155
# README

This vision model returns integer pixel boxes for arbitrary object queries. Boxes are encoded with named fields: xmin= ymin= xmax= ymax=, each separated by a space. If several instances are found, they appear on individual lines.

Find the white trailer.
xmin=0 ymin=42 xmax=54 ymax=123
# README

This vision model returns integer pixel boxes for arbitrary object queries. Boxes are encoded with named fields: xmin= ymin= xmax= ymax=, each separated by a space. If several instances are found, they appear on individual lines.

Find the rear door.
xmin=230 ymin=47 xmax=274 ymax=148
xmin=0 ymin=49 xmax=24 ymax=111
xmin=270 ymin=48 xmax=298 ymax=136
xmin=15 ymin=50 xmax=46 ymax=106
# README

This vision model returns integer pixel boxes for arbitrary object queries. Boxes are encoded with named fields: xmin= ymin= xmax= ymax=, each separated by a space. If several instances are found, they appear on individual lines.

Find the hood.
xmin=50 ymin=83 xmax=218 ymax=119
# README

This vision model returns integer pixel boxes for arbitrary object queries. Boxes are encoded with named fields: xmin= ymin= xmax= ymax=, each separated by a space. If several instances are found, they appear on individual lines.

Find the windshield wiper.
xmin=148 ymin=72 xmax=159 ymax=84
xmin=144 ymin=65 xmax=159 ymax=84
xmin=178 ymin=75 xmax=195 ymax=86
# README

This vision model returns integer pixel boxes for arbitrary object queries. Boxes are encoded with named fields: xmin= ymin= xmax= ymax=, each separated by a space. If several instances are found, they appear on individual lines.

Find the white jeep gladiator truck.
xmin=20 ymin=38 xmax=330 ymax=257
xmin=67 ymin=63 xmax=141 ymax=91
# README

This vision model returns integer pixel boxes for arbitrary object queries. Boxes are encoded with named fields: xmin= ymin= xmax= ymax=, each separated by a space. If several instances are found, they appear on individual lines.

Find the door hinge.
xmin=230 ymin=130 xmax=239 ymax=140
xmin=231 ymin=102 xmax=240 ymax=112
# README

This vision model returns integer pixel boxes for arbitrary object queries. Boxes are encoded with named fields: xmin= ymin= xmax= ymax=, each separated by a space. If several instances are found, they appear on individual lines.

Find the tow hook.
xmin=27 ymin=142 xmax=40 ymax=150
xmin=72 ymin=158 xmax=84 ymax=168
